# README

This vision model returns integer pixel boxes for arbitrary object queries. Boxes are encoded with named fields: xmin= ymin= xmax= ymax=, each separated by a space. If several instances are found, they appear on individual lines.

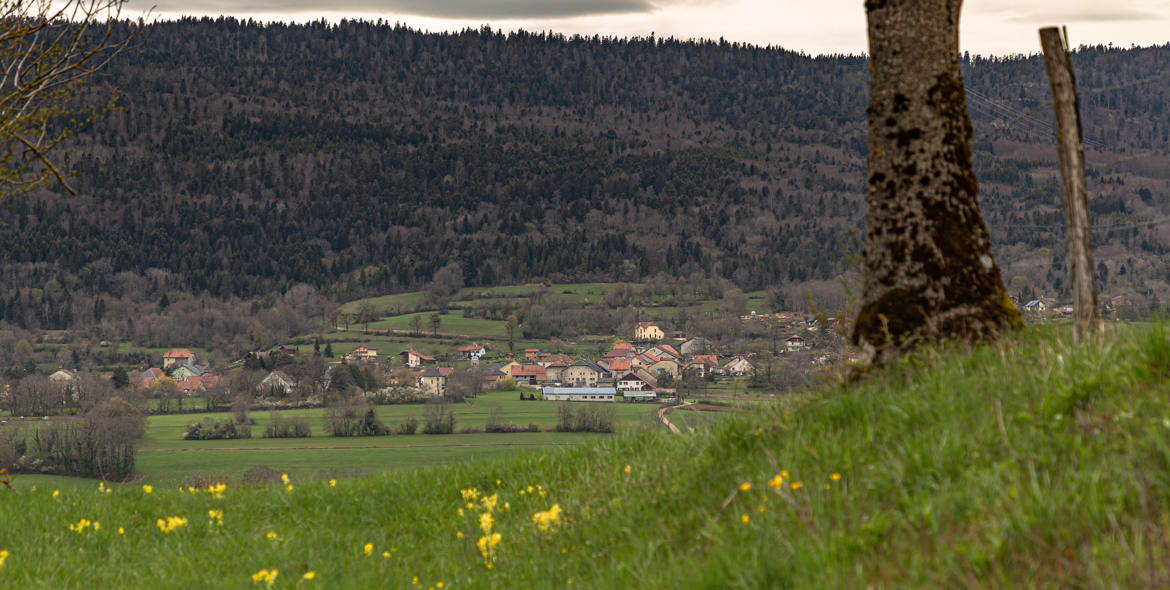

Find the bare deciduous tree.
xmin=0 ymin=0 xmax=146 ymax=196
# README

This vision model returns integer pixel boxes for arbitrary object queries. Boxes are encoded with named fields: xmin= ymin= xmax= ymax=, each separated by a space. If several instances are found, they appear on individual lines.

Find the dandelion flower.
xmin=118 ymin=527 xmax=124 ymax=535
xmin=768 ymin=475 xmax=783 ymax=488
xmin=329 ymin=479 xmax=337 ymax=487
xmin=456 ymin=531 xmax=463 ymax=539
xmin=286 ymin=484 xmax=294 ymax=493
xmin=830 ymin=473 xmax=842 ymax=482
xmin=741 ymin=514 xmax=750 ymax=524
xmin=781 ymin=470 xmax=789 ymax=479
xmin=383 ymin=551 xmax=391 ymax=559
xmin=739 ymin=482 xmax=751 ymax=492
xmin=281 ymin=473 xmax=290 ymax=485
xmin=94 ymin=522 xmax=101 ymax=531
xmin=412 ymin=576 xmax=419 ymax=585
xmin=791 ymin=481 xmax=803 ymax=491
xmin=251 ymin=568 xmax=278 ymax=587
xmin=0 ymin=549 xmax=8 ymax=569
xmin=143 ymin=485 xmax=153 ymax=494
xmin=266 ymin=531 xmax=278 ymax=541
xmin=363 ymin=543 xmax=374 ymax=557
xmin=52 ymin=489 xmax=59 ymax=499
xmin=623 ymin=464 xmax=631 ymax=475
xmin=303 ymin=571 xmax=316 ymax=580
xmin=757 ymin=505 xmax=765 ymax=514
xmin=437 ymin=583 xmax=445 ymax=589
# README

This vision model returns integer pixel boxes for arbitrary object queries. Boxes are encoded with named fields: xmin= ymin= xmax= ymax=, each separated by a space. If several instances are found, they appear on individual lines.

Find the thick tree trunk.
xmin=852 ymin=0 xmax=1021 ymax=361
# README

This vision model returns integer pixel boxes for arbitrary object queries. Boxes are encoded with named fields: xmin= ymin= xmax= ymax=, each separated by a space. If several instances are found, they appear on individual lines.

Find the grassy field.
xmin=126 ymin=391 xmax=664 ymax=486
xmin=366 ymin=310 xmax=514 ymax=339
xmin=14 ymin=323 xmax=1168 ymax=586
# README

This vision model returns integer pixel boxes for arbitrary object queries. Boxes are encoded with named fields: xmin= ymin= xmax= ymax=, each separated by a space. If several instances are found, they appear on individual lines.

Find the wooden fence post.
xmin=1040 ymin=26 xmax=1098 ymax=343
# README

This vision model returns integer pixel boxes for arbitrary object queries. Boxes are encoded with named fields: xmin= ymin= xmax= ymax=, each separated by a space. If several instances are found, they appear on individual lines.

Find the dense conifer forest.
xmin=1 ymin=18 xmax=1169 ymax=331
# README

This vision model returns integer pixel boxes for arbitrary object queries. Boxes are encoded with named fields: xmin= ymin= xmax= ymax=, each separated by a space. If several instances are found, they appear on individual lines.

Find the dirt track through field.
xmin=143 ymin=441 xmax=580 ymax=452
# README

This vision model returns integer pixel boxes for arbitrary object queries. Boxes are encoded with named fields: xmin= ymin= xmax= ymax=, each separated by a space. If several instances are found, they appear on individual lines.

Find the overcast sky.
xmin=130 ymin=0 xmax=1170 ymax=57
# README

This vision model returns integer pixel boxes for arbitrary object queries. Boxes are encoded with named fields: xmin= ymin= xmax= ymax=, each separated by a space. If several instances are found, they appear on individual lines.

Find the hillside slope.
xmin=4 ymin=323 xmax=1170 ymax=587
xmin=1 ymin=22 xmax=1170 ymax=331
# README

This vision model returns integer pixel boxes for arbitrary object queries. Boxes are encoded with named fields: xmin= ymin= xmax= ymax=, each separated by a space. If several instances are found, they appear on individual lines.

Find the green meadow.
xmin=6 ymin=323 xmax=1170 ymax=586
xmin=130 ymin=391 xmax=663 ymax=487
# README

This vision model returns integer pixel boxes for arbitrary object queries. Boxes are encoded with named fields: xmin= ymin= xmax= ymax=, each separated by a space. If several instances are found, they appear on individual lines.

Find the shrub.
xmin=17 ymin=397 xmax=146 ymax=481
xmin=242 ymin=464 xmax=285 ymax=486
xmin=327 ymin=400 xmax=391 ymax=437
xmin=555 ymin=402 xmax=616 ymax=433
xmin=263 ymin=412 xmax=311 ymax=438
xmin=484 ymin=405 xmax=521 ymax=433
xmin=527 ymin=423 xmax=541 ymax=432
xmin=184 ymin=419 xmax=252 ymax=440
xmin=422 ymin=401 xmax=456 ymax=434
xmin=397 ymin=414 xmax=419 ymax=435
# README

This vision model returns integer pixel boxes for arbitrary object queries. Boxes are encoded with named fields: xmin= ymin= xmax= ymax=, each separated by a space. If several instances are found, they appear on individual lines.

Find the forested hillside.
xmin=1 ymin=18 xmax=1168 ymax=331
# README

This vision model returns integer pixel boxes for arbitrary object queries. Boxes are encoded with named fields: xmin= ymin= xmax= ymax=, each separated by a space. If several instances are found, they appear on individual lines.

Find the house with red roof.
xmin=163 ymin=348 xmax=196 ymax=369
xmin=138 ymin=368 xmax=164 ymax=389
xmin=400 ymin=349 xmax=436 ymax=368
xmin=510 ymin=364 xmax=547 ymax=385
xmin=598 ymin=357 xmax=632 ymax=379
xmin=458 ymin=344 xmax=487 ymax=361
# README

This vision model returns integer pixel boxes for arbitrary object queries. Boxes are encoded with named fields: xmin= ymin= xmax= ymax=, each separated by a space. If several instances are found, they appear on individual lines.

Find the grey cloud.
xmin=147 ymin=0 xmax=656 ymax=19
xmin=1007 ymin=8 xmax=1161 ymax=23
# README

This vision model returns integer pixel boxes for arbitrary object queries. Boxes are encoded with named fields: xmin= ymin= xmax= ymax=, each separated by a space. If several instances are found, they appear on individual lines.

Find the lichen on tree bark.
xmin=853 ymin=0 xmax=1021 ymax=361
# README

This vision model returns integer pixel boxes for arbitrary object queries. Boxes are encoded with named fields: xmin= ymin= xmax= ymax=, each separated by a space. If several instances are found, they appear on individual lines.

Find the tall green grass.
xmin=5 ymin=323 xmax=1170 ymax=587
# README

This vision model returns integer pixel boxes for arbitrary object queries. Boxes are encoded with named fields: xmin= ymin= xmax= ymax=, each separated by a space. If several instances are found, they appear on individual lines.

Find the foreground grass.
xmin=6 ymin=323 xmax=1170 ymax=587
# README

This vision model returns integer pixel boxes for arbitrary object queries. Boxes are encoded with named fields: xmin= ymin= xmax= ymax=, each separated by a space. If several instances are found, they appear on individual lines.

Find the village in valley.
xmin=58 ymin=318 xmax=825 ymax=411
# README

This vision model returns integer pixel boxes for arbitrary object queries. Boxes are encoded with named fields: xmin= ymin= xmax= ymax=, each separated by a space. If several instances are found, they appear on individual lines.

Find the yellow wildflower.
xmin=412 ymin=576 xmax=419 ymax=585
xmin=281 ymin=473 xmax=290 ymax=485
xmin=457 ymin=508 xmax=464 ymax=517
xmin=94 ymin=521 xmax=100 ymax=531
xmin=303 ymin=571 xmax=316 ymax=580
xmin=286 ymin=484 xmax=294 ymax=493
xmin=768 ymin=475 xmax=783 ymax=488
xmin=830 ymin=473 xmax=842 ymax=482
xmin=118 ymin=527 xmax=124 ymax=535
xmin=456 ymin=531 xmax=463 ymax=539
xmin=623 ymin=464 xmax=631 ymax=475
xmin=156 ymin=515 xmax=188 ymax=534
xmin=532 ymin=504 xmax=563 ymax=533
xmin=143 ymin=485 xmax=153 ymax=494
xmin=0 ymin=549 xmax=8 ymax=569
xmin=329 ymin=479 xmax=337 ymax=487
xmin=383 ymin=551 xmax=391 ymax=559
xmin=791 ymin=481 xmax=803 ymax=491
xmin=437 ymin=583 xmax=445 ymax=589
xmin=781 ymin=470 xmax=789 ymax=479
xmin=208 ymin=509 xmax=224 ymax=526
xmin=739 ymin=482 xmax=751 ymax=492
xmin=741 ymin=514 xmax=750 ymax=524
xmin=266 ymin=531 xmax=278 ymax=541
xmin=251 ymin=568 xmax=278 ymax=587
xmin=482 ymin=493 xmax=499 ymax=512
xmin=480 ymin=511 xmax=494 ymax=534
xmin=461 ymin=487 xmax=480 ymax=501
xmin=363 ymin=542 xmax=374 ymax=557
xmin=52 ymin=489 xmax=59 ymax=499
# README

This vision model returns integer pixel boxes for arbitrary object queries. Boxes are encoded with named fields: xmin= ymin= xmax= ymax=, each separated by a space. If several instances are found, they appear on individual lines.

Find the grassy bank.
xmin=4 ymin=323 xmax=1170 ymax=587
